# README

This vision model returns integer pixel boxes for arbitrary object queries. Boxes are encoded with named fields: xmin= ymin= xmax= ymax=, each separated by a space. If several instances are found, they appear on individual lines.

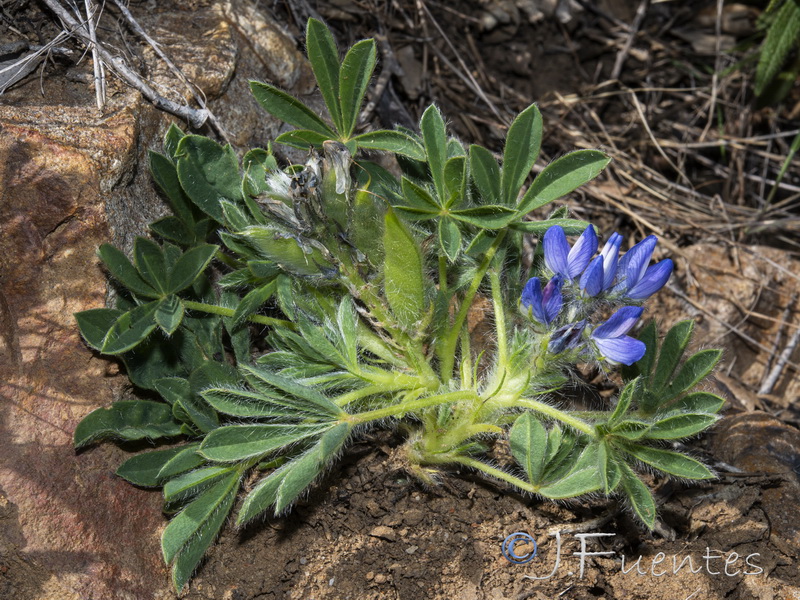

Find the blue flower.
xmin=579 ymin=256 xmax=604 ymax=297
xmin=543 ymin=226 xmax=598 ymax=280
xmin=614 ymin=235 xmax=673 ymax=300
xmin=600 ymin=232 xmax=623 ymax=290
xmin=591 ymin=306 xmax=646 ymax=365
xmin=522 ymin=275 xmax=564 ymax=326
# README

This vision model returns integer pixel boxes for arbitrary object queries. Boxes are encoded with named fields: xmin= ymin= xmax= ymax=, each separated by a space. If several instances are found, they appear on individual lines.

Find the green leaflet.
xmin=250 ymin=81 xmax=336 ymax=138
xmin=306 ymin=18 xmax=343 ymax=133
xmin=419 ymin=105 xmax=448 ymax=202
xmin=624 ymin=444 xmax=714 ymax=480
xmin=339 ymin=38 xmax=377 ymax=137
xmin=509 ymin=413 xmax=548 ymax=484
xmin=74 ymin=401 xmax=182 ymax=448
xmin=501 ymin=104 xmax=542 ymax=205
xmin=352 ymin=130 xmax=426 ymax=160
xmin=97 ymin=244 xmax=158 ymax=298
xmin=161 ymin=471 xmax=240 ymax=590
xmin=382 ymin=208 xmax=425 ymax=329
xmin=620 ymin=463 xmax=656 ymax=529
xmin=469 ymin=144 xmax=501 ymax=204
xmin=175 ymin=135 xmax=243 ymax=222
xmin=163 ymin=465 xmax=237 ymax=502
xmin=198 ymin=423 xmax=332 ymax=462
xmin=116 ymin=446 xmax=189 ymax=487
xmin=517 ymin=150 xmax=610 ymax=215
xmin=237 ymin=423 xmax=351 ymax=523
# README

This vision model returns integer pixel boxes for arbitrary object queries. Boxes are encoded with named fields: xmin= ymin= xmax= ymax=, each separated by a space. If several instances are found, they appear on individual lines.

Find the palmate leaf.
xmin=161 ymin=470 xmax=240 ymax=591
xmin=74 ymin=400 xmax=183 ymax=448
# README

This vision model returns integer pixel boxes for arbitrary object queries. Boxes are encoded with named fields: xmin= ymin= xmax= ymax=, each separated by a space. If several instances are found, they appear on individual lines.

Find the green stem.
xmin=334 ymin=384 xmax=409 ymax=407
xmin=182 ymin=300 xmax=296 ymax=329
xmin=438 ymin=254 xmax=448 ymax=294
xmin=348 ymin=389 xmax=478 ymax=424
xmin=515 ymin=397 xmax=597 ymax=437
xmin=446 ymin=456 xmax=537 ymax=493
xmin=489 ymin=268 xmax=508 ymax=372
xmin=438 ymin=230 xmax=507 ymax=381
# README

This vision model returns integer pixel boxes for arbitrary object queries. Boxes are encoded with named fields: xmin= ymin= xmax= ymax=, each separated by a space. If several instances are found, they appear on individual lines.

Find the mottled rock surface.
xmin=0 ymin=2 xmax=309 ymax=597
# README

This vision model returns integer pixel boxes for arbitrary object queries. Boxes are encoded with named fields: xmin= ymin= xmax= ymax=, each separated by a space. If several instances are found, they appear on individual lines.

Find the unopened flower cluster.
xmin=521 ymin=225 xmax=673 ymax=365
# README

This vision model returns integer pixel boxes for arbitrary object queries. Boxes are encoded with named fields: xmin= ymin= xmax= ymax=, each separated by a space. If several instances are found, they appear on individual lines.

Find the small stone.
xmin=374 ymin=574 xmax=387 ymax=584
xmin=405 ymin=545 xmax=419 ymax=555
xmin=365 ymin=572 xmax=374 ymax=581
xmin=369 ymin=525 xmax=397 ymax=542
xmin=299 ymin=557 xmax=308 ymax=565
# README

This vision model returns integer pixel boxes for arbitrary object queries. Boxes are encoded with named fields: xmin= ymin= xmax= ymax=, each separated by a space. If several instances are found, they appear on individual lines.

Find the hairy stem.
xmin=438 ymin=231 xmax=507 ymax=381
xmin=347 ymin=389 xmax=478 ymax=424
xmin=182 ymin=300 xmax=295 ymax=329
xmin=515 ymin=398 xmax=597 ymax=437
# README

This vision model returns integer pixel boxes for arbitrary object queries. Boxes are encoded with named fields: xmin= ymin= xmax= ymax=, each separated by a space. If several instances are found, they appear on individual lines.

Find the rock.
xmin=369 ymin=525 xmax=397 ymax=542
xmin=0 ymin=2 xmax=310 ymax=598
xmin=712 ymin=412 xmax=800 ymax=551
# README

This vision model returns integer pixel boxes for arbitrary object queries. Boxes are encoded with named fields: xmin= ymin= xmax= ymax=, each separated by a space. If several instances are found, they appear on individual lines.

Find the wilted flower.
xmin=548 ymin=319 xmax=587 ymax=354
xmin=590 ymin=306 xmax=646 ymax=365
xmin=522 ymin=275 xmax=564 ymax=326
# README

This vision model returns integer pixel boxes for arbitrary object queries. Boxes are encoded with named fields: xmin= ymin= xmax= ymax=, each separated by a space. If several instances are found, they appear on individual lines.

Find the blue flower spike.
xmin=522 ymin=275 xmax=564 ymax=326
xmin=543 ymin=226 xmax=598 ymax=280
xmin=591 ymin=306 xmax=646 ymax=365
xmin=615 ymin=235 xmax=673 ymax=300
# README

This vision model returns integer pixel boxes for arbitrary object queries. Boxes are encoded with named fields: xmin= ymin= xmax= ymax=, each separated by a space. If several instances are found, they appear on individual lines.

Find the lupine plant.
xmin=74 ymin=19 xmax=724 ymax=591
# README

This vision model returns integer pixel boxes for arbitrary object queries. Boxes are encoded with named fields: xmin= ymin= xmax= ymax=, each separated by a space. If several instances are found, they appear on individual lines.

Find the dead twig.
xmin=41 ymin=0 xmax=209 ymax=128
xmin=108 ymin=0 xmax=230 ymax=141
xmin=759 ymin=294 xmax=800 ymax=395
xmin=610 ymin=0 xmax=649 ymax=81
